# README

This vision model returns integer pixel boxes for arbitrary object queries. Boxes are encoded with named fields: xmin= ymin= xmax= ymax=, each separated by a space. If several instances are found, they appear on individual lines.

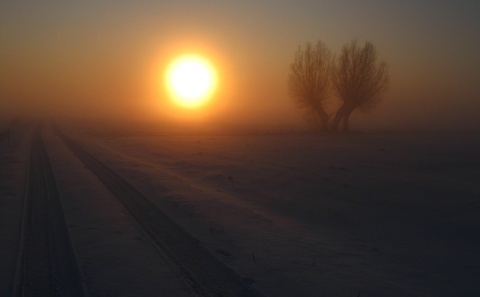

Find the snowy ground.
xmin=1 ymin=122 xmax=479 ymax=296
xmin=0 ymin=122 xmax=31 ymax=297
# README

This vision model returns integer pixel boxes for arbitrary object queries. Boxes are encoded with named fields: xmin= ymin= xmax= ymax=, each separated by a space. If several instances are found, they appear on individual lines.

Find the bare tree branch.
xmin=288 ymin=41 xmax=332 ymax=131
xmin=332 ymin=40 xmax=389 ymax=131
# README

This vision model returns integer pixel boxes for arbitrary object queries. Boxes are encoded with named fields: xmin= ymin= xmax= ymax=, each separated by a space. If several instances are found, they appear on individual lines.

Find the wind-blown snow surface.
xmin=0 ymin=124 xmax=30 ymax=296
xmin=1 ymin=124 xmax=479 ymax=296
xmin=73 ymin=129 xmax=479 ymax=297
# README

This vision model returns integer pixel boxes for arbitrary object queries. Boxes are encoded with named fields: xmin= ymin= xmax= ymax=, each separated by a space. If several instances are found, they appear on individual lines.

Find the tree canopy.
xmin=288 ymin=41 xmax=332 ymax=131
xmin=331 ymin=40 xmax=388 ymax=131
xmin=288 ymin=39 xmax=388 ymax=132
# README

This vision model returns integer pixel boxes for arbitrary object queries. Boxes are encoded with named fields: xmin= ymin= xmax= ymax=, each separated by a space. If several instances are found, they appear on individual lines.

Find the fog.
xmin=1 ymin=1 xmax=480 ymax=133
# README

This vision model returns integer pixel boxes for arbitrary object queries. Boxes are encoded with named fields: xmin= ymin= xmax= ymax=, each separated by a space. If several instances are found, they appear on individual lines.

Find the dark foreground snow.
xmin=1 ymin=125 xmax=479 ymax=296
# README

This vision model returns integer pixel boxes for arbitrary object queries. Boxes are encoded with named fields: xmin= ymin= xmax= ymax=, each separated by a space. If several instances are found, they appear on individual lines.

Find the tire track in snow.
xmin=13 ymin=125 xmax=87 ymax=297
xmin=54 ymin=126 xmax=266 ymax=297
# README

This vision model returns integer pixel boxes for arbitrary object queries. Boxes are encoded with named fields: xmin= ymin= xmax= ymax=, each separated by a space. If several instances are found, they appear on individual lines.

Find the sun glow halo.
xmin=165 ymin=55 xmax=217 ymax=108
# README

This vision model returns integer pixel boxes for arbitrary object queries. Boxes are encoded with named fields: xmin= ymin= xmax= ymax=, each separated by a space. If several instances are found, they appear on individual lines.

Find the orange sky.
xmin=1 ymin=1 xmax=480 ymax=130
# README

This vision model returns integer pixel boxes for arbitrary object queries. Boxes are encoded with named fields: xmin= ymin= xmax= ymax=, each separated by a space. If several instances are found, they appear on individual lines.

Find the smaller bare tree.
xmin=332 ymin=40 xmax=388 ymax=132
xmin=288 ymin=41 xmax=332 ymax=131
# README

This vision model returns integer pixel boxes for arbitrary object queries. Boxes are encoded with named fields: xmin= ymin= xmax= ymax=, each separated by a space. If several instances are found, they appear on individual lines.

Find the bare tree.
xmin=331 ymin=40 xmax=388 ymax=132
xmin=288 ymin=41 xmax=332 ymax=131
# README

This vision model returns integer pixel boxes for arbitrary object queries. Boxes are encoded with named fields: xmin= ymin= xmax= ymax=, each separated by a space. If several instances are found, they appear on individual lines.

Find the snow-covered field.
xmin=0 ymin=122 xmax=31 ymax=297
xmin=1 ymin=122 xmax=479 ymax=296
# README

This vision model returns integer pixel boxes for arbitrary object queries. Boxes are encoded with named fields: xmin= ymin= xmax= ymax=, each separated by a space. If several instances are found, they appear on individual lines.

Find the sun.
xmin=165 ymin=54 xmax=218 ymax=108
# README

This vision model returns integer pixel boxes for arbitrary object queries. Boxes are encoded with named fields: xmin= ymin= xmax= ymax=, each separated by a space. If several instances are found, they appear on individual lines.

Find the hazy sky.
xmin=1 ymin=1 xmax=480 ymax=130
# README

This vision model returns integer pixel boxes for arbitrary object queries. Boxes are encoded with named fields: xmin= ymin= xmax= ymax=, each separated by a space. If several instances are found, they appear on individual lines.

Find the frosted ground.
xmin=1 ymin=122 xmax=479 ymax=296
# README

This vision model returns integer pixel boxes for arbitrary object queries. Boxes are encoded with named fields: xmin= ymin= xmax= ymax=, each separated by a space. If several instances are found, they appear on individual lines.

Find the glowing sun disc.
xmin=165 ymin=55 xmax=217 ymax=108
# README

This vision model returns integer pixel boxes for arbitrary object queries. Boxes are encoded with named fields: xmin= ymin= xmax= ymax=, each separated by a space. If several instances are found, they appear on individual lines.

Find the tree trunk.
xmin=331 ymin=107 xmax=345 ymax=132
xmin=342 ymin=109 xmax=354 ymax=132
xmin=314 ymin=105 xmax=330 ymax=132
